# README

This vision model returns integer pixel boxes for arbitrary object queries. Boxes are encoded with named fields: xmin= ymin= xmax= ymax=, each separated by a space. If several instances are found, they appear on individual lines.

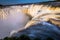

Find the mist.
xmin=0 ymin=6 xmax=29 ymax=38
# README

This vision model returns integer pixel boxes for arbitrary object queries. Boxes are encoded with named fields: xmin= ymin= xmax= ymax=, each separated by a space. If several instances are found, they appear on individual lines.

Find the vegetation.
xmin=33 ymin=38 xmax=41 ymax=40
xmin=3 ymin=34 xmax=30 ymax=40
xmin=0 ymin=34 xmax=54 ymax=40
xmin=17 ymin=34 xmax=30 ymax=40
xmin=3 ymin=37 xmax=17 ymax=40
xmin=46 ymin=37 xmax=54 ymax=40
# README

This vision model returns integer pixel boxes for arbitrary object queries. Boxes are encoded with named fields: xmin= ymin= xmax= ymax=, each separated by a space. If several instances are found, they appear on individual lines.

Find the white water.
xmin=0 ymin=4 xmax=60 ymax=39
xmin=0 ymin=6 xmax=30 ymax=39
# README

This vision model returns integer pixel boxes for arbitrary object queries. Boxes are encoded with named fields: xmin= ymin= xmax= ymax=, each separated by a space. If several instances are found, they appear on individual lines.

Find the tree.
xmin=4 ymin=37 xmax=17 ymax=40
xmin=46 ymin=37 xmax=54 ymax=40
xmin=4 ymin=37 xmax=9 ymax=40
xmin=33 ymin=38 xmax=41 ymax=40
xmin=17 ymin=34 xmax=31 ymax=40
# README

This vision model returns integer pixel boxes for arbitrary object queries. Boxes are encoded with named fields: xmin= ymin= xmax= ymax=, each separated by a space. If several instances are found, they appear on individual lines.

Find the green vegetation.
xmin=33 ymin=38 xmax=41 ymax=40
xmin=0 ymin=34 xmax=54 ymax=40
xmin=3 ymin=34 xmax=30 ymax=40
xmin=47 ymin=37 xmax=54 ymax=40
xmin=17 ymin=34 xmax=30 ymax=40
xmin=3 ymin=37 xmax=17 ymax=40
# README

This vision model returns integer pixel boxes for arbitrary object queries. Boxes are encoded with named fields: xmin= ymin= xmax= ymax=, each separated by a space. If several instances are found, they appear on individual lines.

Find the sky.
xmin=0 ymin=0 xmax=54 ymax=5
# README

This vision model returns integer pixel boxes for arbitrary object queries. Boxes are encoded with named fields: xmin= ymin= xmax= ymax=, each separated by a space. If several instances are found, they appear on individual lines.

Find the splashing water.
xmin=0 ymin=6 xmax=30 ymax=38
xmin=0 ymin=2 xmax=60 ymax=39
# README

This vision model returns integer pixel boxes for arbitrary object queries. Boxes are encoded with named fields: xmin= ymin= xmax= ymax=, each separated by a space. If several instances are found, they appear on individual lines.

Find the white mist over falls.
xmin=0 ymin=6 xmax=30 ymax=38
xmin=0 ymin=2 xmax=60 ymax=39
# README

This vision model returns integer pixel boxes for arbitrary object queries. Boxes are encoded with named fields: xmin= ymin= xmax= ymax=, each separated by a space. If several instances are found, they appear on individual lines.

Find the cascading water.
xmin=0 ymin=6 xmax=30 ymax=39
xmin=0 ymin=1 xmax=60 ymax=40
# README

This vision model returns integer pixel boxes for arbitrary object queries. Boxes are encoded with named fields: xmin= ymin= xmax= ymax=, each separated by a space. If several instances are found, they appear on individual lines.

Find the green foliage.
xmin=2 ymin=35 xmax=55 ymax=40
xmin=17 ymin=34 xmax=31 ymax=40
xmin=3 ymin=37 xmax=9 ymax=40
xmin=3 ymin=34 xmax=31 ymax=40
xmin=33 ymin=38 xmax=41 ymax=40
xmin=4 ymin=37 xmax=17 ymax=40
xmin=46 ymin=37 xmax=54 ymax=40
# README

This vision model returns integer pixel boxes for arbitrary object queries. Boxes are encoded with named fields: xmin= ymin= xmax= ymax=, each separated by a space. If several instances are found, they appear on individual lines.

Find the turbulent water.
xmin=10 ymin=2 xmax=60 ymax=40
xmin=0 ymin=6 xmax=30 ymax=39
xmin=11 ymin=21 xmax=60 ymax=40
xmin=0 ymin=1 xmax=60 ymax=39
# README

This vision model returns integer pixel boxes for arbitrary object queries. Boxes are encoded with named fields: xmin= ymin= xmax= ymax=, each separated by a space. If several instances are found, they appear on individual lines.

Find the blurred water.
xmin=0 ymin=6 xmax=29 ymax=39
xmin=11 ymin=21 xmax=60 ymax=40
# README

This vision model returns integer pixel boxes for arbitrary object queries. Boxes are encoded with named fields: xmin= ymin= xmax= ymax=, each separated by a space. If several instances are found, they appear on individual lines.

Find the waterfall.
xmin=0 ymin=5 xmax=30 ymax=38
